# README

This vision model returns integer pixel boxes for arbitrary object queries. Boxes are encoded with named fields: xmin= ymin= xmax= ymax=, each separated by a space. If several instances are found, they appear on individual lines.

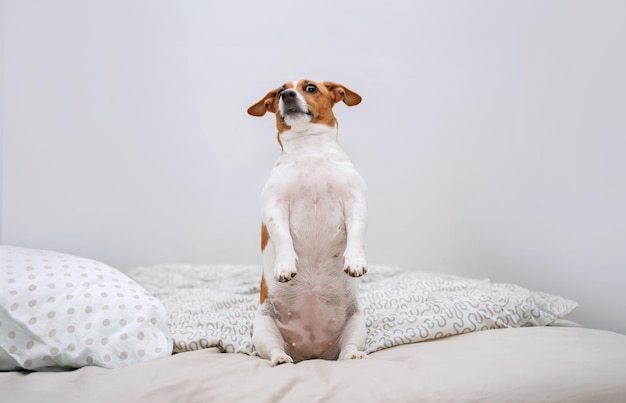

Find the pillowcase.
xmin=0 ymin=245 xmax=173 ymax=371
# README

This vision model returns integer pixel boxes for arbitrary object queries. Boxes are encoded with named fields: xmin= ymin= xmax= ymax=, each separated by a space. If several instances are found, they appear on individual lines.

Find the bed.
xmin=2 ymin=245 xmax=626 ymax=402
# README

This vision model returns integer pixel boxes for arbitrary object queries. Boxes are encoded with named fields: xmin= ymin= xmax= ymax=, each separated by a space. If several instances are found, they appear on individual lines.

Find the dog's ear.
xmin=247 ymin=89 xmax=279 ymax=116
xmin=324 ymin=82 xmax=362 ymax=107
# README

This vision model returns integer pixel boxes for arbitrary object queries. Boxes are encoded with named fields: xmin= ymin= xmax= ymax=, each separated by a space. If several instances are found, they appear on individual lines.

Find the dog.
xmin=247 ymin=80 xmax=368 ymax=365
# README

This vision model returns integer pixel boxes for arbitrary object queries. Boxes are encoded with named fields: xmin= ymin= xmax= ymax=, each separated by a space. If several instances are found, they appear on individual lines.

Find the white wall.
xmin=2 ymin=1 xmax=625 ymax=334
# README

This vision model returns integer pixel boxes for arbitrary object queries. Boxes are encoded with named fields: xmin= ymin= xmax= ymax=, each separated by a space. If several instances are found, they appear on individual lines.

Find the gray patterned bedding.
xmin=126 ymin=264 xmax=578 ymax=356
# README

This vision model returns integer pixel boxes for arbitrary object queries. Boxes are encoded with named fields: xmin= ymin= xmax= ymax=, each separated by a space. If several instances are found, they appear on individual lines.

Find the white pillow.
xmin=0 ymin=246 xmax=173 ymax=371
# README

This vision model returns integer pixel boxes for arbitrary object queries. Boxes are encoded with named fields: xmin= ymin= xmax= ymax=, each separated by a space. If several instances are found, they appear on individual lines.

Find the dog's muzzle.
xmin=280 ymin=89 xmax=311 ymax=116
xmin=280 ymin=89 xmax=298 ymax=102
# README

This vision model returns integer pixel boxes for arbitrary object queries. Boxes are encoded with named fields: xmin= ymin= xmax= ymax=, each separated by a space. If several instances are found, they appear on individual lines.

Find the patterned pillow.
xmin=0 ymin=246 xmax=173 ymax=371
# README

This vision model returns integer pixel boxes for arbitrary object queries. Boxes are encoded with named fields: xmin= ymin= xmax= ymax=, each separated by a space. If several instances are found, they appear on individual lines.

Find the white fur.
xmin=253 ymin=87 xmax=368 ymax=365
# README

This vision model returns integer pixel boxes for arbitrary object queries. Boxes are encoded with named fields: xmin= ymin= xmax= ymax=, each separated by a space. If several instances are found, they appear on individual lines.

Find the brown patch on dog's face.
xmin=295 ymin=80 xmax=338 ymax=129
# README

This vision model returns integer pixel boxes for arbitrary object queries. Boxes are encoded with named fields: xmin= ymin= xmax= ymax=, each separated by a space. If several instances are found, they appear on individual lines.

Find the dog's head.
xmin=248 ymin=80 xmax=361 ymax=135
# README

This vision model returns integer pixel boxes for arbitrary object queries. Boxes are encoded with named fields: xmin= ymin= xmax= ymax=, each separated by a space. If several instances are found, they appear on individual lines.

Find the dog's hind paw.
xmin=347 ymin=351 xmax=368 ymax=360
xmin=270 ymin=349 xmax=294 ymax=366
xmin=339 ymin=345 xmax=368 ymax=360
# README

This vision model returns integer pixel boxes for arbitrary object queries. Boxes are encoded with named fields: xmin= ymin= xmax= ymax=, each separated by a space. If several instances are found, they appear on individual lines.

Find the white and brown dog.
xmin=248 ymin=80 xmax=368 ymax=365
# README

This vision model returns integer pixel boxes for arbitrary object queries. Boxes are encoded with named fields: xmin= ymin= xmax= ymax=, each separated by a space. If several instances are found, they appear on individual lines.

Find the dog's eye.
xmin=277 ymin=89 xmax=285 ymax=98
xmin=304 ymin=84 xmax=318 ymax=94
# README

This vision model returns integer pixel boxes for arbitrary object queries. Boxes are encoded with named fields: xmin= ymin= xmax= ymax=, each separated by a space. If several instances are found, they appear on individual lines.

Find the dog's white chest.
xmin=269 ymin=157 xmax=350 ymax=235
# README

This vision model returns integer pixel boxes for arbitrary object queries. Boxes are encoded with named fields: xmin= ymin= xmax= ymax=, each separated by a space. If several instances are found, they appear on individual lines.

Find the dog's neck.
xmin=279 ymin=123 xmax=341 ymax=156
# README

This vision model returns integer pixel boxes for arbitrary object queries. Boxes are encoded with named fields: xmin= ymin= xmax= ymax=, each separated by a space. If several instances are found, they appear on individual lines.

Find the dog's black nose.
xmin=280 ymin=89 xmax=297 ymax=101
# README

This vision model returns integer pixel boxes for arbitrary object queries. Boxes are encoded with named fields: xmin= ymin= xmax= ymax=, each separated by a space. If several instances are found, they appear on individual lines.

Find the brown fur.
xmin=260 ymin=273 xmax=269 ymax=304
xmin=261 ymin=223 xmax=270 ymax=252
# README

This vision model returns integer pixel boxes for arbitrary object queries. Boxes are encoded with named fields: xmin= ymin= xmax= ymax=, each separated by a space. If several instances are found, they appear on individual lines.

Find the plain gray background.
xmin=2 ymin=1 xmax=625 ymax=334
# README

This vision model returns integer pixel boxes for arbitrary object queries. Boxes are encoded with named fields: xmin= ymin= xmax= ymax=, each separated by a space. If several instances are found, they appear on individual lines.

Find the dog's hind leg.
xmin=337 ymin=308 xmax=368 ymax=360
xmin=253 ymin=303 xmax=293 ymax=366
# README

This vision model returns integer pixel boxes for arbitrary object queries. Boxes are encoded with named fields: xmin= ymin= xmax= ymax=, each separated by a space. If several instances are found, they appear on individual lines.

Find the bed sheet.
xmin=2 ymin=325 xmax=625 ymax=403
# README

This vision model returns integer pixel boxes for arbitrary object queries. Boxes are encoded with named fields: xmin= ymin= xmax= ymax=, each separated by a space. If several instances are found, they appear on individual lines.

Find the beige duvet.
xmin=2 ymin=325 xmax=625 ymax=403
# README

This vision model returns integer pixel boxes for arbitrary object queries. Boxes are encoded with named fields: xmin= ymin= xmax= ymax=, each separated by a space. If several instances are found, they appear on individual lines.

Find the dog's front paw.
xmin=274 ymin=256 xmax=298 ymax=282
xmin=343 ymin=250 xmax=367 ymax=277
xmin=270 ymin=349 xmax=294 ymax=366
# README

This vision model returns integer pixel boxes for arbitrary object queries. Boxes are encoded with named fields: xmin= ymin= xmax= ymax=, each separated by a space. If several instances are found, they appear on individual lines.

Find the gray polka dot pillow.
xmin=0 ymin=246 xmax=172 ymax=371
